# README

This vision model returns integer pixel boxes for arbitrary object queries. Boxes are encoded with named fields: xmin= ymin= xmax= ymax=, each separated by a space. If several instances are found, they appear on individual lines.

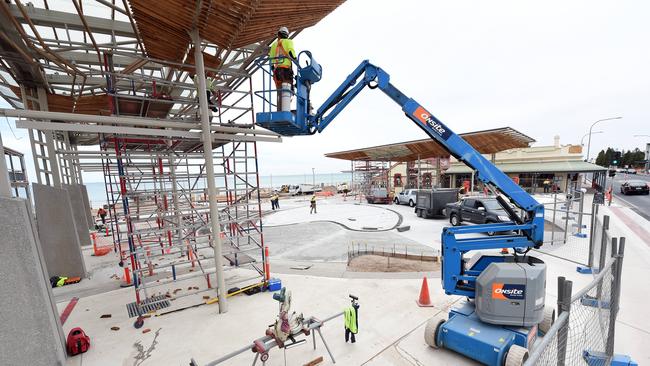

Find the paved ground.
xmin=610 ymin=173 xmax=650 ymax=220
xmin=53 ymin=193 xmax=649 ymax=365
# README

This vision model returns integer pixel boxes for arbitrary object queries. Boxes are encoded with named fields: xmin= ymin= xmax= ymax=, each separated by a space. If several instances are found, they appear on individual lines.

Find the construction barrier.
xmin=525 ymin=238 xmax=628 ymax=365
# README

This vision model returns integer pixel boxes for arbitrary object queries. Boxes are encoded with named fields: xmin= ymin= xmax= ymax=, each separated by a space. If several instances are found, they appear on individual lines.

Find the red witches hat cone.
xmin=416 ymin=276 xmax=434 ymax=307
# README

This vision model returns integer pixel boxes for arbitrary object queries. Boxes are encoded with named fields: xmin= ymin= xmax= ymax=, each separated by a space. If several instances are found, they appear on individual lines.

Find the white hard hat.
xmin=278 ymin=26 xmax=289 ymax=36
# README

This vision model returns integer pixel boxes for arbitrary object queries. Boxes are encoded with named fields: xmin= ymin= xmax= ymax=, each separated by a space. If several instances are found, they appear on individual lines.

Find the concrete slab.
xmin=64 ymin=184 xmax=92 ymax=246
xmin=0 ymin=197 xmax=66 ymax=365
xmin=264 ymin=221 xmax=433 ymax=262
xmin=59 ymin=271 xmax=457 ymax=366
xmin=265 ymin=198 xmax=400 ymax=231
xmin=33 ymin=183 xmax=87 ymax=278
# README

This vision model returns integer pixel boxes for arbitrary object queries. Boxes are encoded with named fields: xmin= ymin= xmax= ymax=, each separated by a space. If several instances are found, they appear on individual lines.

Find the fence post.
xmin=551 ymin=193 xmax=557 ymax=242
xmin=576 ymin=191 xmax=585 ymax=236
xmin=557 ymin=276 xmax=573 ymax=366
xmin=563 ymin=193 xmax=573 ymax=244
xmin=587 ymin=203 xmax=599 ymax=268
xmin=606 ymin=237 xmax=625 ymax=357
xmin=597 ymin=215 xmax=610 ymax=273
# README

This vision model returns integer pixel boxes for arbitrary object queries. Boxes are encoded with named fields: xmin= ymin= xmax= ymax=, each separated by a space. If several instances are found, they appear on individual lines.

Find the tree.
xmin=595 ymin=150 xmax=606 ymax=166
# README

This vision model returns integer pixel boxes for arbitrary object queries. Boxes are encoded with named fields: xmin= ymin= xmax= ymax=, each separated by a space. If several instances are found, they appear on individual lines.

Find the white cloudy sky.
xmin=1 ymin=0 xmax=649 ymax=181
xmin=255 ymin=0 xmax=650 ymax=175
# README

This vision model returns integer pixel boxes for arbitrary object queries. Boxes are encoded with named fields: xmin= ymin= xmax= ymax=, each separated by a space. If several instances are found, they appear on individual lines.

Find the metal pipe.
xmin=0 ymin=134 xmax=12 ymax=197
xmin=192 ymin=29 xmax=227 ymax=313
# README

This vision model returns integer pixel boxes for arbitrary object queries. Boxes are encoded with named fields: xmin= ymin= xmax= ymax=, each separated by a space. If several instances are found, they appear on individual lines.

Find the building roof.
xmin=445 ymin=161 xmax=608 ymax=174
xmin=325 ymin=127 xmax=535 ymax=162
xmin=129 ymin=0 xmax=346 ymax=62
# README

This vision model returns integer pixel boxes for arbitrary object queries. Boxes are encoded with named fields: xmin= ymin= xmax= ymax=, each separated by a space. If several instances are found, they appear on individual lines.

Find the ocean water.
xmin=84 ymin=172 xmax=352 ymax=207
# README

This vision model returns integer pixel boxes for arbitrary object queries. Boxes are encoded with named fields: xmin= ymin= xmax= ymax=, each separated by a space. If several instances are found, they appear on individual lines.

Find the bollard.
xmin=105 ymin=226 xmax=109 ymax=237
xmin=264 ymin=246 xmax=271 ymax=281
xmin=123 ymin=267 xmax=132 ymax=285
xmin=91 ymin=232 xmax=98 ymax=256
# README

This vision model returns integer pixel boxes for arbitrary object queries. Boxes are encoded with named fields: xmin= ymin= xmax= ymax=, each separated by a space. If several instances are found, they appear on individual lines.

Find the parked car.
xmin=366 ymin=187 xmax=391 ymax=204
xmin=445 ymin=197 xmax=513 ymax=235
xmin=620 ymin=180 xmax=649 ymax=195
xmin=415 ymin=188 xmax=458 ymax=218
xmin=394 ymin=189 xmax=419 ymax=207
xmin=288 ymin=184 xmax=322 ymax=195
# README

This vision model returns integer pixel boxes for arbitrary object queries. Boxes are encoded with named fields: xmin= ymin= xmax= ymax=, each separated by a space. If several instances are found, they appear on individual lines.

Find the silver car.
xmin=394 ymin=189 xmax=419 ymax=207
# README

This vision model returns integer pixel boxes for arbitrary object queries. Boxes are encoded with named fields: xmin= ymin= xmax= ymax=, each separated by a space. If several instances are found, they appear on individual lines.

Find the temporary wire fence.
xmin=346 ymin=242 xmax=440 ymax=266
xmin=536 ymin=189 xmax=603 ymax=267
xmin=525 ymin=237 xmax=626 ymax=366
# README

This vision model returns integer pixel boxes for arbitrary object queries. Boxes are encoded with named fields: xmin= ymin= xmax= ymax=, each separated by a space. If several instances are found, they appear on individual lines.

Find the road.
xmin=610 ymin=173 xmax=650 ymax=221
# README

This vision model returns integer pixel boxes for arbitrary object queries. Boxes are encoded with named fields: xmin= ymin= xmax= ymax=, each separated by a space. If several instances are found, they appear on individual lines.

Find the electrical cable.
xmin=3 ymin=115 xmax=22 ymax=140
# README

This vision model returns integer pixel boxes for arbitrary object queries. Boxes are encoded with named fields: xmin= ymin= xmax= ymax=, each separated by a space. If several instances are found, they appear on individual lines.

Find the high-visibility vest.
xmin=344 ymin=307 xmax=357 ymax=333
xmin=311 ymin=196 xmax=316 ymax=203
xmin=57 ymin=277 xmax=68 ymax=287
xmin=269 ymin=38 xmax=295 ymax=69
xmin=193 ymin=75 xmax=215 ymax=91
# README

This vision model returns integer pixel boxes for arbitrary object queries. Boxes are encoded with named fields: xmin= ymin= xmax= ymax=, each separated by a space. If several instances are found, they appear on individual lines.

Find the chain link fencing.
xmin=535 ymin=189 xmax=613 ymax=271
xmin=525 ymin=237 xmax=626 ymax=365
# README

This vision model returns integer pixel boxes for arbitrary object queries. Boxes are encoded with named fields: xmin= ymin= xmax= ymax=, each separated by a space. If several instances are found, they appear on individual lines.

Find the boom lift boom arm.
xmin=256 ymin=54 xmax=545 ymax=297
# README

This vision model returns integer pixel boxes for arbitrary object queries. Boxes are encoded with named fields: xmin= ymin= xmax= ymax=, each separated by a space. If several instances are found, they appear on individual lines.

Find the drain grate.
xmin=126 ymin=295 xmax=170 ymax=318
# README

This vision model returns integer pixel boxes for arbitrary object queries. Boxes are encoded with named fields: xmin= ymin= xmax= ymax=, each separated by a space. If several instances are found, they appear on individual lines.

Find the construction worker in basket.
xmin=269 ymin=26 xmax=296 ymax=111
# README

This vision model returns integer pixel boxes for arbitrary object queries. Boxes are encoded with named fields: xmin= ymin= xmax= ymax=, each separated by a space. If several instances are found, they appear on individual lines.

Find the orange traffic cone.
xmin=416 ymin=277 xmax=434 ymax=307
xmin=501 ymin=248 xmax=509 ymax=254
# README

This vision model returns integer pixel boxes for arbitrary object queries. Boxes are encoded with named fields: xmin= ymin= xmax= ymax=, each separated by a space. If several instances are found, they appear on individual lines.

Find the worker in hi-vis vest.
xmin=344 ymin=301 xmax=360 ymax=343
xmin=269 ymin=26 xmax=296 ymax=111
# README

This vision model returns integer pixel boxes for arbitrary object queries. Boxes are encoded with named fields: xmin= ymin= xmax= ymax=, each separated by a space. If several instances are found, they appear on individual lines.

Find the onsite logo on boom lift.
xmin=492 ymin=283 xmax=526 ymax=300
xmin=412 ymin=106 xmax=452 ymax=140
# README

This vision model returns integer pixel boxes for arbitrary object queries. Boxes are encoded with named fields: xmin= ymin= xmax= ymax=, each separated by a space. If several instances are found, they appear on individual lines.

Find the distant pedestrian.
xmin=274 ymin=193 xmax=280 ymax=209
xmin=310 ymin=195 xmax=317 ymax=214
xmin=270 ymin=193 xmax=278 ymax=210
xmin=97 ymin=206 xmax=107 ymax=225
xmin=543 ymin=179 xmax=551 ymax=193
xmin=606 ymin=186 xmax=613 ymax=206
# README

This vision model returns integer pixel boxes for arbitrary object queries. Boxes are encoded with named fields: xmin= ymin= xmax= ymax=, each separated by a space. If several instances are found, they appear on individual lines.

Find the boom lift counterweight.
xmin=255 ymin=52 xmax=553 ymax=366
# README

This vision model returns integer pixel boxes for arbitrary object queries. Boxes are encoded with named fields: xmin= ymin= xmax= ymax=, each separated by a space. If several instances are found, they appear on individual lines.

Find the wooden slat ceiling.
xmin=325 ymin=127 xmax=536 ymax=162
xmin=128 ymin=0 xmax=346 ymax=62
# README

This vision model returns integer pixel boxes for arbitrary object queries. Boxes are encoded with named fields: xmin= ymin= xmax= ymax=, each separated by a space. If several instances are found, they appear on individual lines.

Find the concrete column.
xmin=191 ymin=29 xmax=227 ymax=313
xmin=0 ymin=134 xmax=12 ymax=197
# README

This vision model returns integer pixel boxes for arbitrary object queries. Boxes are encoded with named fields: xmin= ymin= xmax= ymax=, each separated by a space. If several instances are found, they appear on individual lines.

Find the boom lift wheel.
xmin=504 ymin=345 xmax=528 ymax=366
xmin=424 ymin=319 xmax=445 ymax=349
xmin=539 ymin=306 xmax=556 ymax=335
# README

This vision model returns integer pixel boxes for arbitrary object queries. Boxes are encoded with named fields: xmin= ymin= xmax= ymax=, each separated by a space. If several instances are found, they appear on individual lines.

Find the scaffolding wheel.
xmin=134 ymin=316 xmax=144 ymax=329
xmin=260 ymin=353 xmax=269 ymax=362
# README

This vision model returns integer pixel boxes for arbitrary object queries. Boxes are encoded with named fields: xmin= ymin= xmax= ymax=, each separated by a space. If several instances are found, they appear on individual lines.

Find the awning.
xmin=325 ymin=127 xmax=535 ymax=162
xmin=444 ymin=161 xmax=608 ymax=174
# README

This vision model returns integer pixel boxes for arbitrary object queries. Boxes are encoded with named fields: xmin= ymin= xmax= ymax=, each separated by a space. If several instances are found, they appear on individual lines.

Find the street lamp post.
xmin=312 ymin=168 xmax=315 ymax=186
xmin=586 ymin=117 xmax=622 ymax=163
xmin=581 ymin=131 xmax=603 ymax=148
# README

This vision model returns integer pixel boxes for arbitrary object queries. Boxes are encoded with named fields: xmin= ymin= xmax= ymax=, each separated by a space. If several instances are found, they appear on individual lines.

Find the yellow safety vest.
xmin=269 ymin=38 xmax=295 ymax=69
xmin=56 ymin=277 xmax=68 ymax=287
xmin=311 ymin=196 xmax=316 ymax=203
xmin=193 ymin=75 xmax=215 ymax=91
xmin=344 ymin=307 xmax=357 ymax=333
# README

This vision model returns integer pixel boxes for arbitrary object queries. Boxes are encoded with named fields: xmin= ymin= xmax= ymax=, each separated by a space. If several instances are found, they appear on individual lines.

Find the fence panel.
xmin=526 ymin=238 xmax=625 ymax=366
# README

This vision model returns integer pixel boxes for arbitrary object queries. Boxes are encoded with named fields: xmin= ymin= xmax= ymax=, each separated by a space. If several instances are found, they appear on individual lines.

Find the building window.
xmin=393 ymin=173 xmax=403 ymax=187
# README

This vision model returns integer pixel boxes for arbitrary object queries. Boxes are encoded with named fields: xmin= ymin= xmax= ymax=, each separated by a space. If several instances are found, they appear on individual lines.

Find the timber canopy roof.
xmin=325 ymin=127 xmax=536 ymax=162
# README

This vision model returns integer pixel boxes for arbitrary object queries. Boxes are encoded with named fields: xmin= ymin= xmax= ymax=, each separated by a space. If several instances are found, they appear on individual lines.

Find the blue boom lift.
xmin=255 ymin=52 xmax=554 ymax=366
